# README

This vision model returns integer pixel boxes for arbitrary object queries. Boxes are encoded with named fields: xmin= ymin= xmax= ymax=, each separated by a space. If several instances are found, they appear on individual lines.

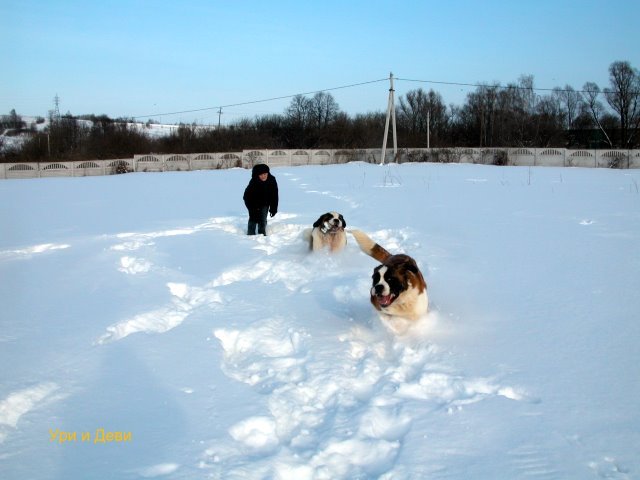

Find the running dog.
xmin=351 ymin=229 xmax=428 ymax=321
xmin=305 ymin=212 xmax=347 ymax=252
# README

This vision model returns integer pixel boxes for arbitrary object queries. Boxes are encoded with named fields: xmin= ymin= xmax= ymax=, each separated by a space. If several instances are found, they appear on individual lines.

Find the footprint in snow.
xmin=508 ymin=444 xmax=559 ymax=479
xmin=136 ymin=463 xmax=180 ymax=478
xmin=109 ymin=216 xmax=248 ymax=252
xmin=588 ymin=457 xmax=631 ymax=479
xmin=207 ymin=314 xmax=533 ymax=478
xmin=214 ymin=319 xmax=309 ymax=391
xmin=96 ymin=282 xmax=224 ymax=344
xmin=0 ymin=243 xmax=71 ymax=261
xmin=0 ymin=382 xmax=62 ymax=444
xmin=118 ymin=256 xmax=152 ymax=275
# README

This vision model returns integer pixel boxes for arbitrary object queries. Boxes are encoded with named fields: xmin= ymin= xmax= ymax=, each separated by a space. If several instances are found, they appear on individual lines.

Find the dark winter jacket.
xmin=243 ymin=164 xmax=278 ymax=215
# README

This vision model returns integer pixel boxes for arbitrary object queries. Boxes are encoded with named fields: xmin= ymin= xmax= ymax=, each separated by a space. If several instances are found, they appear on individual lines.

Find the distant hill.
xmin=0 ymin=114 xmax=181 ymax=154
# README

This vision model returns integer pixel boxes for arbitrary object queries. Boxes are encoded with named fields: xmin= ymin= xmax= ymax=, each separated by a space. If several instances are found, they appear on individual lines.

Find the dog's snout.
xmin=373 ymin=284 xmax=385 ymax=295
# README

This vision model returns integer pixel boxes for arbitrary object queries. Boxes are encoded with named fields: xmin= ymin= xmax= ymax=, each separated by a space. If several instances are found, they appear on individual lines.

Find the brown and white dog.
xmin=351 ymin=229 xmax=428 ymax=321
xmin=306 ymin=212 xmax=347 ymax=252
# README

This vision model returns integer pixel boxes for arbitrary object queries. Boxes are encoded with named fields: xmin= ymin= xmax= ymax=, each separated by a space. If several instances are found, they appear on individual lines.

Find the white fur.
xmin=380 ymin=285 xmax=428 ymax=321
xmin=309 ymin=212 xmax=347 ymax=253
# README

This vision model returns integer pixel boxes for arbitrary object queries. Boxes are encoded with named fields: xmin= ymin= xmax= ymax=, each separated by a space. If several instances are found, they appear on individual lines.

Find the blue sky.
xmin=2 ymin=0 xmax=638 ymax=125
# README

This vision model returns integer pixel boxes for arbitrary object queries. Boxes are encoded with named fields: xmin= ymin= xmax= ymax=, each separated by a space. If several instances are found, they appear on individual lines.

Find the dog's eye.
xmin=385 ymin=273 xmax=403 ymax=291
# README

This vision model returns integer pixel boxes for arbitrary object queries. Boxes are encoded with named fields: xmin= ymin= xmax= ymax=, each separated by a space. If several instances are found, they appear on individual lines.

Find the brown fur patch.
xmin=351 ymin=229 xmax=391 ymax=262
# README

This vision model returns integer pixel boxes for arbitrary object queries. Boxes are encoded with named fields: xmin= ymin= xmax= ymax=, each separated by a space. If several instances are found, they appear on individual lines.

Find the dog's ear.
xmin=405 ymin=262 xmax=427 ymax=291
xmin=405 ymin=262 xmax=419 ymax=275
xmin=313 ymin=216 xmax=324 ymax=228
xmin=339 ymin=214 xmax=346 ymax=227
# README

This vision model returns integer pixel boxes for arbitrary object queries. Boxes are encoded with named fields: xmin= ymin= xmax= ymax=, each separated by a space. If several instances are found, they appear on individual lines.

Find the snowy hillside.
xmin=0 ymin=162 xmax=638 ymax=479
xmin=0 ymin=116 xmax=177 ymax=153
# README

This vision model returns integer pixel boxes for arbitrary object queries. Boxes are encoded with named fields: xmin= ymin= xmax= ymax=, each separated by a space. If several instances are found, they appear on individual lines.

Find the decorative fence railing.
xmin=1 ymin=147 xmax=639 ymax=179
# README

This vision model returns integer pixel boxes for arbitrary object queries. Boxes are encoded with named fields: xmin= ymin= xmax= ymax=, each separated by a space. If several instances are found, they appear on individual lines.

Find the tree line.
xmin=1 ymin=60 xmax=638 ymax=163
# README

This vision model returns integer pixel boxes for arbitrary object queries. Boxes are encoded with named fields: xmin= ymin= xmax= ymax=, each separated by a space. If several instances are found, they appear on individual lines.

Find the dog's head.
xmin=313 ymin=212 xmax=346 ymax=234
xmin=370 ymin=254 xmax=426 ymax=309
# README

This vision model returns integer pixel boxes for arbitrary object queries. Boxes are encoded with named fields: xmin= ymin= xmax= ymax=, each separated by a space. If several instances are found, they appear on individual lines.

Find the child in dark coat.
xmin=243 ymin=163 xmax=279 ymax=235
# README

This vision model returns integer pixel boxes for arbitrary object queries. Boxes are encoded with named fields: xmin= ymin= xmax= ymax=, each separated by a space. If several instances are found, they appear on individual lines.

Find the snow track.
xmin=93 ymin=173 xmax=529 ymax=478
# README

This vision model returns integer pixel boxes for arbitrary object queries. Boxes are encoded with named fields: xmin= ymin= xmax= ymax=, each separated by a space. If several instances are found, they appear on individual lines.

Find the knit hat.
xmin=252 ymin=163 xmax=270 ymax=176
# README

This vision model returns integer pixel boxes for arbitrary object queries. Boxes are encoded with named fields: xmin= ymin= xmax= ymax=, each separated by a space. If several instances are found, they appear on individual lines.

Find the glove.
xmin=270 ymin=210 xmax=277 ymax=218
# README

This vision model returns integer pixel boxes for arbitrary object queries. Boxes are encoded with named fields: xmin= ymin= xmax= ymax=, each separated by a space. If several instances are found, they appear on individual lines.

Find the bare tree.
xmin=308 ymin=92 xmax=340 ymax=129
xmin=399 ymin=88 xmax=429 ymax=134
xmin=285 ymin=94 xmax=312 ymax=129
xmin=458 ymin=83 xmax=500 ymax=147
xmin=425 ymin=89 xmax=448 ymax=142
xmin=581 ymin=82 xmax=614 ymax=147
xmin=398 ymin=88 xmax=448 ymax=146
xmin=552 ymin=85 xmax=581 ymax=129
xmin=535 ymin=94 xmax=564 ymax=146
xmin=517 ymin=74 xmax=537 ymax=115
xmin=604 ymin=60 xmax=640 ymax=147
xmin=477 ymin=84 xmax=499 ymax=146
xmin=510 ymin=75 xmax=538 ymax=146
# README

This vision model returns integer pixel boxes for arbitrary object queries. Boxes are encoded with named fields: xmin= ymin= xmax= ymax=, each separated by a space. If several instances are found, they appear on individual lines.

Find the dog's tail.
xmin=350 ymin=229 xmax=391 ymax=263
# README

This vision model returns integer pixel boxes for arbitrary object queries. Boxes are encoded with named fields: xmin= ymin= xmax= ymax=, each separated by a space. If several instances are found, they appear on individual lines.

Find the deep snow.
xmin=0 ymin=162 xmax=638 ymax=479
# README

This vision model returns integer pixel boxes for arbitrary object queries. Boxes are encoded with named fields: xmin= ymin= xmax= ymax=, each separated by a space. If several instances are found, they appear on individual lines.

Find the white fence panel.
xmin=5 ymin=163 xmax=38 ymax=179
xmin=243 ymin=150 xmax=267 ymax=168
xmin=165 ymin=154 xmax=190 ymax=171
xmin=107 ymin=159 xmax=135 ymax=174
xmin=291 ymin=150 xmax=311 ymax=166
xmin=73 ymin=160 xmax=105 ymax=177
xmin=268 ymin=150 xmax=291 ymax=167
xmin=219 ymin=153 xmax=242 ymax=169
xmin=537 ymin=149 xmax=565 ymax=167
xmin=3 ymin=148 xmax=640 ymax=180
xmin=597 ymin=150 xmax=628 ymax=168
xmin=40 ymin=162 xmax=72 ymax=177
xmin=509 ymin=148 xmax=536 ymax=166
xmin=457 ymin=148 xmax=479 ymax=164
xmin=135 ymin=155 xmax=163 ymax=172
xmin=310 ymin=151 xmax=333 ymax=165
xmin=567 ymin=150 xmax=596 ymax=168
xmin=191 ymin=153 xmax=218 ymax=170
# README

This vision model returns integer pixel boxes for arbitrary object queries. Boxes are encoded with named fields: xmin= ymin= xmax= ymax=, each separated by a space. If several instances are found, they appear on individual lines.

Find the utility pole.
xmin=53 ymin=94 xmax=61 ymax=121
xmin=381 ymin=72 xmax=397 ymax=164
xmin=47 ymin=94 xmax=60 ymax=158
xmin=427 ymin=110 xmax=430 ymax=149
xmin=217 ymin=107 xmax=223 ymax=129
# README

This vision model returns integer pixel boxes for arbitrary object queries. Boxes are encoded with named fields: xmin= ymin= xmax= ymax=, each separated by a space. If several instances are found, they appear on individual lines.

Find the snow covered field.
xmin=0 ymin=162 xmax=638 ymax=479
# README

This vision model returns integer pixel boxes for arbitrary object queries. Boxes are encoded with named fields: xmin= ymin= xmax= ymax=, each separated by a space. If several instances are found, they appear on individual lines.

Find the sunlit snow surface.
xmin=1 ymin=162 xmax=638 ymax=479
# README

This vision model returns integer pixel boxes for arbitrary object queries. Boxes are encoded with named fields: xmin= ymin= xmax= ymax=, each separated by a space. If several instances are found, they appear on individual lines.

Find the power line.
xmin=132 ymin=78 xmax=388 ymax=120
xmin=131 ymin=74 xmax=638 ymax=122
xmin=394 ymin=77 xmax=623 ymax=96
